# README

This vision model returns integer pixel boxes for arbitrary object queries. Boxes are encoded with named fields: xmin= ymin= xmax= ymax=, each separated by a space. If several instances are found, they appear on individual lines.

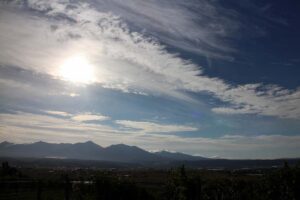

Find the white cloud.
xmin=93 ymin=0 xmax=238 ymax=60
xmin=116 ymin=120 xmax=198 ymax=133
xmin=213 ymin=84 xmax=300 ymax=119
xmin=0 ymin=111 xmax=129 ymax=144
xmin=45 ymin=110 xmax=110 ymax=121
xmin=72 ymin=113 xmax=110 ymax=122
xmin=45 ymin=110 xmax=72 ymax=117
xmin=0 ymin=0 xmax=300 ymax=120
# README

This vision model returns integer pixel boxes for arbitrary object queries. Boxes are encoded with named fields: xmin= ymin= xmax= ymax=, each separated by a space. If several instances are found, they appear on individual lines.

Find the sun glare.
xmin=59 ymin=55 xmax=95 ymax=84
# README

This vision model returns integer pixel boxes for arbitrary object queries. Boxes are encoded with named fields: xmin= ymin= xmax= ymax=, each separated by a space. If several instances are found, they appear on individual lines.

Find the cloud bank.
xmin=116 ymin=120 xmax=198 ymax=133
xmin=0 ymin=111 xmax=299 ymax=159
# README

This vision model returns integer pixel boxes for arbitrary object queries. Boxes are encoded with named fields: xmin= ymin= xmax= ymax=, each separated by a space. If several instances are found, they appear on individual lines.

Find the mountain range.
xmin=0 ymin=141 xmax=207 ymax=163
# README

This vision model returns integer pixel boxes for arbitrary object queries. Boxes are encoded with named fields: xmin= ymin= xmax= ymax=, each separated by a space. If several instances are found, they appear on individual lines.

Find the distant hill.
xmin=155 ymin=150 xmax=207 ymax=161
xmin=0 ymin=141 xmax=206 ymax=163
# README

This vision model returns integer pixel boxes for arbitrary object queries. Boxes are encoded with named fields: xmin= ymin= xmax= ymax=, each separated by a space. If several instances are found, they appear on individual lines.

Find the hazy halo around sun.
xmin=58 ymin=54 xmax=96 ymax=84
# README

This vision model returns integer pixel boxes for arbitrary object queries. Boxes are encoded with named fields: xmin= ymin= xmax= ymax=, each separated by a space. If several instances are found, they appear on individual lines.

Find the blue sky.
xmin=0 ymin=0 xmax=299 ymax=158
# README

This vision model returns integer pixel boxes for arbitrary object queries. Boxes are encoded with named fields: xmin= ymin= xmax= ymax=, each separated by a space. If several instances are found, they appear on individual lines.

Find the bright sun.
xmin=59 ymin=55 xmax=95 ymax=84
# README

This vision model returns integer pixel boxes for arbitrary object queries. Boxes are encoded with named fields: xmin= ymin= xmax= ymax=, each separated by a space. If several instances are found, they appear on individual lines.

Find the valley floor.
xmin=1 ymin=160 xmax=300 ymax=200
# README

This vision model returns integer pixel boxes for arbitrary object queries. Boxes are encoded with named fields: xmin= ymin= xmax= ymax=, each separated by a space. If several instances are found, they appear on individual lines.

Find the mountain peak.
xmin=0 ymin=141 xmax=14 ymax=146
xmin=107 ymin=144 xmax=142 ymax=150
xmin=84 ymin=140 xmax=96 ymax=145
xmin=74 ymin=141 xmax=103 ymax=148
xmin=155 ymin=150 xmax=208 ymax=161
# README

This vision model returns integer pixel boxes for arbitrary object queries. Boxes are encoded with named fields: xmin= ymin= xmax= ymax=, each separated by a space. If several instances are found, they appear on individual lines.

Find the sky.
xmin=0 ymin=0 xmax=299 ymax=159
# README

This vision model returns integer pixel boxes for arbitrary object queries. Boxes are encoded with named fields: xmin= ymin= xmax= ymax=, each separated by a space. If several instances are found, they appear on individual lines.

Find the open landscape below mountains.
xmin=1 ymin=142 xmax=300 ymax=200
xmin=1 ymin=141 xmax=299 ymax=169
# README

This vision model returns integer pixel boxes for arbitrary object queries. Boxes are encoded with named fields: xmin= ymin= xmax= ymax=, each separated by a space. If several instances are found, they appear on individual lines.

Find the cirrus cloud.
xmin=116 ymin=120 xmax=198 ymax=133
xmin=72 ymin=113 xmax=110 ymax=122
